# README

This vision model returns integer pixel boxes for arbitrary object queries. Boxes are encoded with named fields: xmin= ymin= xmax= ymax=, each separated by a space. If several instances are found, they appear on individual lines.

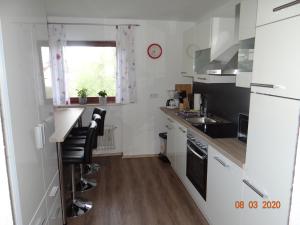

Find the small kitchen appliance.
xmin=238 ymin=113 xmax=248 ymax=143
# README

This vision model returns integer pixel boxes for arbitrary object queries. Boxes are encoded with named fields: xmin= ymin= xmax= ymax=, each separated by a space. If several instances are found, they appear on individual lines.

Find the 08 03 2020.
xmin=234 ymin=200 xmax=281 ymax=209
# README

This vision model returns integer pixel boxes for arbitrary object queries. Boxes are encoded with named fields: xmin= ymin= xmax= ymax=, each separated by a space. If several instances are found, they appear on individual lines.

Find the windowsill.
xmin=54 ymin=102 xmax=123 ymax=108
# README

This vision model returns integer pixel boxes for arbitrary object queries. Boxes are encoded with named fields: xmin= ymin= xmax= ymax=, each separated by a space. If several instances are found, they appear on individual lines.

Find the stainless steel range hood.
xmin=206 ymin=43 xmax=239 ymax=75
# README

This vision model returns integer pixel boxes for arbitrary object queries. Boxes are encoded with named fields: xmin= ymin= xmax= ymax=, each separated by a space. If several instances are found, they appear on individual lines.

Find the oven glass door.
xmin=186 ymin=140 xmax=208 ymax=200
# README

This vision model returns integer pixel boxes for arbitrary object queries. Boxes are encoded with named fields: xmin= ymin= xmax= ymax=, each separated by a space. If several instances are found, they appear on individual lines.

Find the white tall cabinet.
xmin=242 ymin=2 xmax=300 ymax=224
xmin=242 ymin=94 xmax=299 ymax=225
xmin=0 ymin=19 xmax=62 ymax=225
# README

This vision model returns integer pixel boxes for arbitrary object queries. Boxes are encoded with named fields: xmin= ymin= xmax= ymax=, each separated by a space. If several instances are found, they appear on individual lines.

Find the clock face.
xmin=147 ymin=43 xmax=162 ymax=59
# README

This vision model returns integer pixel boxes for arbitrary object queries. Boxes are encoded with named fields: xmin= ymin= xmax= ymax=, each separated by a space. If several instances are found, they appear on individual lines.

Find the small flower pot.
xmin=79 ymin=97 xmax=87 ymax=105
xmin=99 ymin=97 xmax=107 ymax=105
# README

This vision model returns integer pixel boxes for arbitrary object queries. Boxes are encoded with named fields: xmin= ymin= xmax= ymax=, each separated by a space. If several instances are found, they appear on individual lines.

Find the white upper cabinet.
xmin=194 ymin=20 xmax=212 ymax=50
xmin=182 ymin=26 xmax=196 ymax=76
xmin=257 ymin=0 xmax=300 ymax=26
xmin=181 ymin=20 xmax=211 ymax=76
xmin=243 ymin=93 xmax=299 ymax=225
xmin=252 ymin=16 xmax=300 ymax=99
xmin=239 ymin=0 xmax=258 ymax=40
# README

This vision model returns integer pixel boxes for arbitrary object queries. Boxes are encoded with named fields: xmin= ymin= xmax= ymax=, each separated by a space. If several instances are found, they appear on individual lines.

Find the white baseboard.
xmin=122 ymin=154 xmax=159 ymax=159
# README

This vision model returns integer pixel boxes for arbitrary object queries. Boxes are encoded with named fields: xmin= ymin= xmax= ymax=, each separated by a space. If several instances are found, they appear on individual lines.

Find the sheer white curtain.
xmin=48 ymin=24 xmax=68 ymax=105
xmin=116 ymin=26 xmax=137 ymax=104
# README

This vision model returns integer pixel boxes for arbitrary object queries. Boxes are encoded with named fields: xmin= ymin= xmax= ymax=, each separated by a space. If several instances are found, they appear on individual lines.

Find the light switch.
xmin=150 ymin=93 xmax=159 ymax=99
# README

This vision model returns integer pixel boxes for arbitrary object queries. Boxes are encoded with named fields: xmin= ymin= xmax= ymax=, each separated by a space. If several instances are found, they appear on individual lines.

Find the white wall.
xmin=49 ymin=17 xmax=193 ymax=156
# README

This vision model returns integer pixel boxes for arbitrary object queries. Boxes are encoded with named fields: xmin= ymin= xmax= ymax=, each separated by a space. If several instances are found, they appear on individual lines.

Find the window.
xmin=39 ymin=41 xmax=117 ymax=104
xmin=64 ymin=41 xmax=117 ymax=100
xmin=39 ymin=42 xmax=53 ymax=100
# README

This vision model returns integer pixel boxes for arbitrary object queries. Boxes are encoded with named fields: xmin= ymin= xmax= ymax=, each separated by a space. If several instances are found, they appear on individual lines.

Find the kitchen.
xmin=0 ymin=0 xmax=300 ymax=225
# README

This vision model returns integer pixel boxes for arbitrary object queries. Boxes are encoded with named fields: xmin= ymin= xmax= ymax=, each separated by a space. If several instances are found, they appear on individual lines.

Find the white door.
xmin=174 ymin=123 xmax=187 ymax=182
xmin=252 ymin=16 xmax=300 ymax=99
xmin=257 ymin=0 xmax=300 ymax=26
xmin=207 ymin=146 xmax=243 ymax=225
xmin=1 ymin=21 xmax=45 ymax=225
xmin=243 ymin=93 xmax=300 ymax=225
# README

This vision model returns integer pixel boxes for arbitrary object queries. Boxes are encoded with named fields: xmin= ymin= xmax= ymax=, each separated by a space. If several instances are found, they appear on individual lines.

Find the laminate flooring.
xmin=66 ymin=156 xmax=209 ymax=225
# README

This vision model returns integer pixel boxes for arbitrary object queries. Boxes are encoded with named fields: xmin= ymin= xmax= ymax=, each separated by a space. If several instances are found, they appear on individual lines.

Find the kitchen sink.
xmin=186 ymin=117 xmax=217 ymax=124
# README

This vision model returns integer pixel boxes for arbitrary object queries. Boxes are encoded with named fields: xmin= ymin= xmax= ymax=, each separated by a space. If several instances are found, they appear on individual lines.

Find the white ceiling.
xmin=45 ymin=0 xmax=233 ymax=21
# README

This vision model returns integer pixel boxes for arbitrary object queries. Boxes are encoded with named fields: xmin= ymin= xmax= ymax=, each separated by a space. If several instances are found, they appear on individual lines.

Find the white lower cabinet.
xmin=165 ymin=117 xmax=187 ymax=177
xmin=166 ymin=117 xmax=176 ymax=168
xmin=207 ymin=146 xmax=243 ymax=225
xmin=174 ymin=123 xmax=187 ymax=182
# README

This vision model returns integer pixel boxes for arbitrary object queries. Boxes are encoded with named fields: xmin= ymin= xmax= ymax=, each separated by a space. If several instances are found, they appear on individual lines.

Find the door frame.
xmin=0 ymin=18 xmax=23 ymax=225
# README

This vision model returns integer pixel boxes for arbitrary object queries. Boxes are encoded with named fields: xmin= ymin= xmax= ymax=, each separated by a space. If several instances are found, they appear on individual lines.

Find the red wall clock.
xmin=147 ymin=43 xmax=162 ymax=59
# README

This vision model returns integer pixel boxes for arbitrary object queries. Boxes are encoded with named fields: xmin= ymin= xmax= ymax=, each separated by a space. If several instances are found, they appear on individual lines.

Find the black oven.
xmin=186 ymin=132 xmax=208 ymax=200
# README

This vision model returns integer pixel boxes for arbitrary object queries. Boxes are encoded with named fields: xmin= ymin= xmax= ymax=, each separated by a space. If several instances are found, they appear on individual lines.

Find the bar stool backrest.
xmin=92 ymin=108 xmax=102 ymax=120
xmin=99 ymin=109 xmax=106 ymax=136
xmin=84 ymin=121 xmax=97 ymax=163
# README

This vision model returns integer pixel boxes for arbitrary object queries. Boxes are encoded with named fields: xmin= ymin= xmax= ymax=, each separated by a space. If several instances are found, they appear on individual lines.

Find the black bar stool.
xmin=63 ymin=115 xmax=101 ymax=192
xmin=62 ymin=121 xmax=97 ymax=217
xmin=86 ymin=108 xmax=106 ymax=172
xmin=69 ymin=108 xmax=106 ymax=174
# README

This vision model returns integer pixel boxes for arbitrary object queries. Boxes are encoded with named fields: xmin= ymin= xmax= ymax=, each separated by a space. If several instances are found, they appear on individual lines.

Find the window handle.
xmin=273 ymin=0 xmax=300 ymax=12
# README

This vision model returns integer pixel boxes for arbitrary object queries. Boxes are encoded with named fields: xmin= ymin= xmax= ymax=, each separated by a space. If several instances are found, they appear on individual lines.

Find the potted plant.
xmin=98 ymin=90 xmax=107 ymax=105
xmin=77 ymin=88 xmax=88 ymax=104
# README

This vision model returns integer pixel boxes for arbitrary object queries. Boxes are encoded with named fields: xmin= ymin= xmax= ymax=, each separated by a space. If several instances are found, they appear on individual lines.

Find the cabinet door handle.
xmin=181 ymin=72 xmax=187 ymax=74
xmin=251 ymin=83 xmax=285 ymax=89
xmin=243 ymin=179 xmax=267 ymax=199
xmin=178 ymin=127 xmax=186 ymax=133
xmin=49 ymin=186 xmax=59 ymax=197
xmin=273 ymin=0 xmax=300 ymax=12
xmin=214 ymin=156 xmax=229 ymax=168
xmin=197 ymin=77 xmax=207 ymax=81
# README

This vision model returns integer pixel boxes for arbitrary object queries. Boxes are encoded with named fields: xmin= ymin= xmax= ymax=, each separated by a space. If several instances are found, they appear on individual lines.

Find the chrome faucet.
xmin=202 ymin=98 xmax=208 ymax=117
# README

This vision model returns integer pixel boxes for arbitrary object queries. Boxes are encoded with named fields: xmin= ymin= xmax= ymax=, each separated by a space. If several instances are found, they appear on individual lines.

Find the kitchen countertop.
xmin=160 ymin=107 xmax=246 ymax=168
xmin=49 ymin=108 xmax=85 ymax=143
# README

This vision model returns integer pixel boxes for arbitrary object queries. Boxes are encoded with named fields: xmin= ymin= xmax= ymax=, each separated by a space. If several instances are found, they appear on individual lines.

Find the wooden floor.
xmin=67 ymin=156 xmax=209 ymax=225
